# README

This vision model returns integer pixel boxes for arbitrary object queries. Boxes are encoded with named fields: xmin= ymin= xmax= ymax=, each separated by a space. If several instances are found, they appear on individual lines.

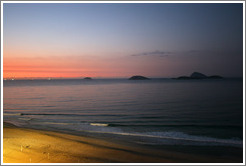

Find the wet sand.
xmin=3 ymin=122 xmax=243 ymax=163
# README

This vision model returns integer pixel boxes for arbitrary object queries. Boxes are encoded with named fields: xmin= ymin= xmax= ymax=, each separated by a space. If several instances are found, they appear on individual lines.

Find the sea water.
xmin=3 ymin=78 xmax=243 ymax=147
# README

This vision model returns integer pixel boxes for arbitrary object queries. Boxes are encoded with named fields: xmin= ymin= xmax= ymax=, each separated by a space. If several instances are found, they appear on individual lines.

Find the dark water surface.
xmin=3 ymin=78 xmax=243 ymax=147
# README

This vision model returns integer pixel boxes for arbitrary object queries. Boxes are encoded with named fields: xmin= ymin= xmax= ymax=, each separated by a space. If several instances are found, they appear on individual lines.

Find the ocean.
xmin=3 ymin=78 xmax=243 ymax=148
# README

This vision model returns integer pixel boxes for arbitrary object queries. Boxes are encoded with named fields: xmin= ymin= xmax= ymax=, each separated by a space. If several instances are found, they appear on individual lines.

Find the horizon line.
xmin=3 ymin=76 xmax=243 ymax=80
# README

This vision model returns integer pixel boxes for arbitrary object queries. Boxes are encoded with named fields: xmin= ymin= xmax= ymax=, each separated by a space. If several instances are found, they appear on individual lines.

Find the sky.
xmin=3 ymin=3 xmax=243 ymax=78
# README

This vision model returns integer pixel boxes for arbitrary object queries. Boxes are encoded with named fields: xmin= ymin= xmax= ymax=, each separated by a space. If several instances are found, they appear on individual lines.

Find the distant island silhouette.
xmin=84 ymin=77 xmax=92 ymax=80
xmin=129 ymin=75 xmax=150 ymax=80
xmin=174 ymin=72 xmax=223 ymax=80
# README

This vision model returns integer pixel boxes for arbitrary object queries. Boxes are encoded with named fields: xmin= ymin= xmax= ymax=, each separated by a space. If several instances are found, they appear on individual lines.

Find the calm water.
xmin=3 ymin=78 xmax=243 ymax=147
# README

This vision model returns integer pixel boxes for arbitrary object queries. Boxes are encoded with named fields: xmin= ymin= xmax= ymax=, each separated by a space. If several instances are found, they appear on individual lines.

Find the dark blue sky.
xmin=3 ymin=3 xmax=243 ymax=78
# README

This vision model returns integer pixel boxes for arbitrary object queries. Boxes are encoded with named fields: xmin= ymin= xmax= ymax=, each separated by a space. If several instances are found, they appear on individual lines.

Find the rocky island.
xmin=129 ymin=75 xmax=150 ymax=80
xmin=84 ymin=77 xmax=92 ymax=80
xmin=174 ymin=72 xmax=223 ymax=80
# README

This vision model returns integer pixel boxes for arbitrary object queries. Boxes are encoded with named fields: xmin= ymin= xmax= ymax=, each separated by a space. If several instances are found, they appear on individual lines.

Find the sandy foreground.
xmin=3 ymin=122 xmax=243 ymax=163
xmin=3 ymin=122 xmax=173 ymax=163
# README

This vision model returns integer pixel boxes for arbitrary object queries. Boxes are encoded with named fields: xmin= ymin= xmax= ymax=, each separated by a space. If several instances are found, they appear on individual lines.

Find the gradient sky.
xmin=3 ymin=3 xmax=243 ymax=78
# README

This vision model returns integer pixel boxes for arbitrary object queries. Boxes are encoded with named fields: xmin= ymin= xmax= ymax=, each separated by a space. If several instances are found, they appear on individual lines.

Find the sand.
xmin=3 ymin=122 xmax=243 ymax=163
xmin=3 ymin=122 xmax=174 ymax=163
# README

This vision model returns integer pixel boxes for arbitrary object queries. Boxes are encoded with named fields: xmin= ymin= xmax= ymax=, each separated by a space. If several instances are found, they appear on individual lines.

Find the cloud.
xmin=131 ymin=49 xmax=217 ymax=58
xmin=131 ymin=50 xmax=172 ymax=57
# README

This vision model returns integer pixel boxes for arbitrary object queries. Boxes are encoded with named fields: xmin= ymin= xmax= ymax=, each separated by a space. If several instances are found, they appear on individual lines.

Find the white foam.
xmin=81 ymin=130 xmax=243 ymax=147
xmin=43 ymin=122 xmax=70 ymax=125
xmin=141 ymin=131 xmax=243 ymax=145
xmin=18 ymin=117 xmax=32 ymax=121
xmin=90 ymin=123 xmax=109 ymax=127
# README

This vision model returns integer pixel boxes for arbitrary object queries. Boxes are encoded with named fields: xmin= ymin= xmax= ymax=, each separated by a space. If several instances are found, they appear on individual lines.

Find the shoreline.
xmin=3 ymin=122 xmax=243 ymax=163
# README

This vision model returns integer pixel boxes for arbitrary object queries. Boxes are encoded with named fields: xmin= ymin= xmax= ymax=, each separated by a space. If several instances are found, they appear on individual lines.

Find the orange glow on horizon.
xmin=3 ymin=48 xmax=173 ymax=79
xmin=3 ymin=60 xmax=134 ymax=79
xmin=3 ymin=65 xmax=129 ymax=78
xmin=3 ymin=53 xmax=131 ymax=78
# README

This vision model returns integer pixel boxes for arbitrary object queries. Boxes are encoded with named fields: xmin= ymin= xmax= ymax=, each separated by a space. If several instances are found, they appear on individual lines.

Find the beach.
xmin=3 ymin=122 xmax=173 ymax=163
xmin=3 ymin=122 xmax=243 ymax=163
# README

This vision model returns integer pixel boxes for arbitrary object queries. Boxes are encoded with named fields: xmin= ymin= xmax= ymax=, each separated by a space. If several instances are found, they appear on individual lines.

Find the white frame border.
xmin=1 ymin=1 xmax=245 ymax=165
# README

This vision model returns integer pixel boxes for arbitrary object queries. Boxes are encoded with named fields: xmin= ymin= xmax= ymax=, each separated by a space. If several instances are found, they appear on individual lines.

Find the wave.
xmin=20 ymin=113 xmax=74 ymax=116
xmin=107 ymin=123 xmax=243 ymax=129
xmin=19 ymin=113 xmax=127 ymax=117
xmin=6 ymin=112 xmax=243 ymax=148
xmin=91 ymin=122 xmax=242 ymax=129
xmin=18 ymin=117 xmax=32 ymax=121
xmin=137 ymin=131 xmax=242 ymax=145
xmin=43 ymin=122 xmax=71 ymax=125
xmin=43 ymin=121 xmax=242 ymax=147
xmin=9 ymin=118 xmax=242 ymax=147
xmin=90 ymin=123 xmax=109 ymax=127
xmin=17 ymin=113 xmax=243 ymax=129
xmin=16 ymin=113 xmax=243 ymax=130
xmin=83 ymin=130 xmax=242 ymax=147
